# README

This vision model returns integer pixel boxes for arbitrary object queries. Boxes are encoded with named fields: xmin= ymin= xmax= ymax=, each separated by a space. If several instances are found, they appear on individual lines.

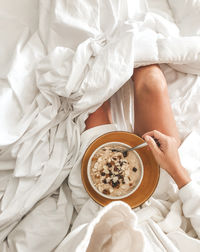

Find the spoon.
xmin=112 ymin=142 xmax=148 ymax=157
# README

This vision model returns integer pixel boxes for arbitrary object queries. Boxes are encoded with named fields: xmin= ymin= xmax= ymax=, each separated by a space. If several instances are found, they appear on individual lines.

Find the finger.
xmin=142 ymin=131 xmax=154 ymax=139
xmin=143 ymin=130 xmax=164 ymax=139
xmin=152 ymin=130 xmax=166 ymax=140
xmin=142 ymin=131 xmax=161 ymax=148
xmin=143 ymin=130 xmax=167 ymax=147
xmin=144 ymin=135 xmax=162 ymax=156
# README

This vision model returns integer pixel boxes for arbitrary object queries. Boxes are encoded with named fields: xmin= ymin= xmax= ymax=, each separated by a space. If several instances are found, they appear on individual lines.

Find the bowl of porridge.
xmin=87 ymin=142 xmax=144 ymax=199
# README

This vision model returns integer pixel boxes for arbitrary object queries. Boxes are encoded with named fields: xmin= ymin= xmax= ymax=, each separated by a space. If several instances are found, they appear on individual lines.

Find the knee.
xmin=133 ymin=65 xmax=167 ymax=96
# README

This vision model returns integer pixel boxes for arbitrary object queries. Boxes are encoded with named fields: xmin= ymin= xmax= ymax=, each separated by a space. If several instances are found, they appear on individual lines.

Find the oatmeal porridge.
xmin=90 ymin=144 xmax=142 ymax=197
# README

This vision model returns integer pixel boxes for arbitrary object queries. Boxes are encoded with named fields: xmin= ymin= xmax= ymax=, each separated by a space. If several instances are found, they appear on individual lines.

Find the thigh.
xmin=133 ymin=65 xmax=180 ymax=144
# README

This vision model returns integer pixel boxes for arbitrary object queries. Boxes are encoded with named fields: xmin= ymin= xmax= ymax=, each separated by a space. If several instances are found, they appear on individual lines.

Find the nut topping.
xmin=90 ymin=144 xmax=141 ymax=197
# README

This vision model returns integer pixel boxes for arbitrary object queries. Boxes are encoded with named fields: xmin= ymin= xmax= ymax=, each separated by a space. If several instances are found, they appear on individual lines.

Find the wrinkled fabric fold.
xmin=0 ymin=0 xmax=200 ymax=251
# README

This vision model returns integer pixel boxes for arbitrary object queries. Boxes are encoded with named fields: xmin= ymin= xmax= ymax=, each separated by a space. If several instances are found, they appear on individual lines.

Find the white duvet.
xmin=0 ymin=0 xmax=200 ymax=251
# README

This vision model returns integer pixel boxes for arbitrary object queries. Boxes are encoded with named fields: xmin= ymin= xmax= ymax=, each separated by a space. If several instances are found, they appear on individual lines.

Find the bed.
xmin=0 ymin=0 xmax=200 ymax=251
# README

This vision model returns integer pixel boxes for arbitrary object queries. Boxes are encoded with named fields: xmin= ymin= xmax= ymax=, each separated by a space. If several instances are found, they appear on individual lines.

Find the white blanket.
xmin=0 ymin=0 xmax=200 ymax=251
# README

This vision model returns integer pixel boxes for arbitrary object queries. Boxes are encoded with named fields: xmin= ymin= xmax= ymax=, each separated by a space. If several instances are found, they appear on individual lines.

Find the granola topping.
xmin=90 ymin=144 xmax=142 ymax=197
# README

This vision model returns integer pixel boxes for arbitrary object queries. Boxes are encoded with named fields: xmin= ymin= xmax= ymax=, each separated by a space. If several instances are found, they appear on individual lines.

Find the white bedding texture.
xmin=0 ymin=0 xmax=200 ymax=251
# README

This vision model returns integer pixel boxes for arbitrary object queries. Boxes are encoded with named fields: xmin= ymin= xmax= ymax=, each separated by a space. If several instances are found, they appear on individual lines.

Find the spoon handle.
xmin=127 ymin=142 xmax=148 ymax=152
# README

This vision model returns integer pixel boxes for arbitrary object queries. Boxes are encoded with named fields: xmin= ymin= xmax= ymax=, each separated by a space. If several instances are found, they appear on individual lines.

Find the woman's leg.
xmin=85 ymin=65 xmax=180 ymax=145
xmin=133 ymin=64 xmax=180 ymax=145
xmin=85 ymin=100 xmax=112 ymax=130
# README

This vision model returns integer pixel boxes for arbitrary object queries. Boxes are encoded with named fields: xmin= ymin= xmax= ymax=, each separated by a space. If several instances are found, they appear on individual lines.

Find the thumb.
xmin=144 ymin=135 xmax=161 ymax=156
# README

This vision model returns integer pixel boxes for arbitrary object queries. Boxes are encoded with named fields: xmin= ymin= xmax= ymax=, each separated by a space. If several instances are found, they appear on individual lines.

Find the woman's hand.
xmin=142 ymin=130 xmax=191 ymax=189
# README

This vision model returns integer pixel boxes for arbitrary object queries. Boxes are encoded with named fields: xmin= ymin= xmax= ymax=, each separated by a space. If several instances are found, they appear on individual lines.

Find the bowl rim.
xmin=87 ymin=141 xmax=144 ymax=200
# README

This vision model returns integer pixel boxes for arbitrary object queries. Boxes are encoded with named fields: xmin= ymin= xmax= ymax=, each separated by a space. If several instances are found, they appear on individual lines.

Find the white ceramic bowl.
xmin=87 ymin=141 xmax=144 ymax=200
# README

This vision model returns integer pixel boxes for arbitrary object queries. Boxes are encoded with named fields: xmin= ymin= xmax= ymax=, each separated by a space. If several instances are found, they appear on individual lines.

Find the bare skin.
xmin=133 ymin=65 xmax=180 ymax=145
xmin=143 ymin=130 xmax=191 ymax=189
xmin=85 ymin=64 xmax=190 ymax=188
xmin=86 ymin=64 xmax=180 ymax=145
xmin=85 ymin=100 xmax=112 ymax=130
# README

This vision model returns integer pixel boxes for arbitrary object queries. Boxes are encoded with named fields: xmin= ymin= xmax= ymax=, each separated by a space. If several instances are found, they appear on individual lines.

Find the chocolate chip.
xmin=111 ymin=180 xmax=120 ymax=188
xmin=114 ymin=166 xmax=118 ymax=171
xmin=132 ymin=167 xmax=137 ymax=172
xmin=129 ymin=183 xmax=133 ymax=186
xmin=102 ymin=179 xmax=107 ymax=184
xmin=106 ymin=162 xmax=112 ymax=168
xmin=122 ymin=181 xmax=125 ymax=184
xmin=101 ymin=172 xmax=106 ymax=176
xmin=119 ymin=161 xmax=123 ymax=166
xmin=102 ymin=148 xmax=106 ymax=151
xmin=102 ymin=189 xmax=110 ymax=195
xmin=109 ymin=170 xmax=113 ymax=176
xmin=113 ymin=157 xmax=117 ymax=160
xmin=123 ymin=151 xmax=128 ymax=158
xmin=111 ymin=149 xmax=118 ymax=152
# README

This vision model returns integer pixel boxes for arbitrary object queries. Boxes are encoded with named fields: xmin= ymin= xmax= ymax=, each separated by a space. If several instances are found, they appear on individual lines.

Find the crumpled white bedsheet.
xmin=0 ymin=0 xmax=200 ymax=251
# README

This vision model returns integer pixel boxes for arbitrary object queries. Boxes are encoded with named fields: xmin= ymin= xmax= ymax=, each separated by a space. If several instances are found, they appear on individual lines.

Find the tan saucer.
xmin=81 ymin=131 xmax=160 ymax=208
